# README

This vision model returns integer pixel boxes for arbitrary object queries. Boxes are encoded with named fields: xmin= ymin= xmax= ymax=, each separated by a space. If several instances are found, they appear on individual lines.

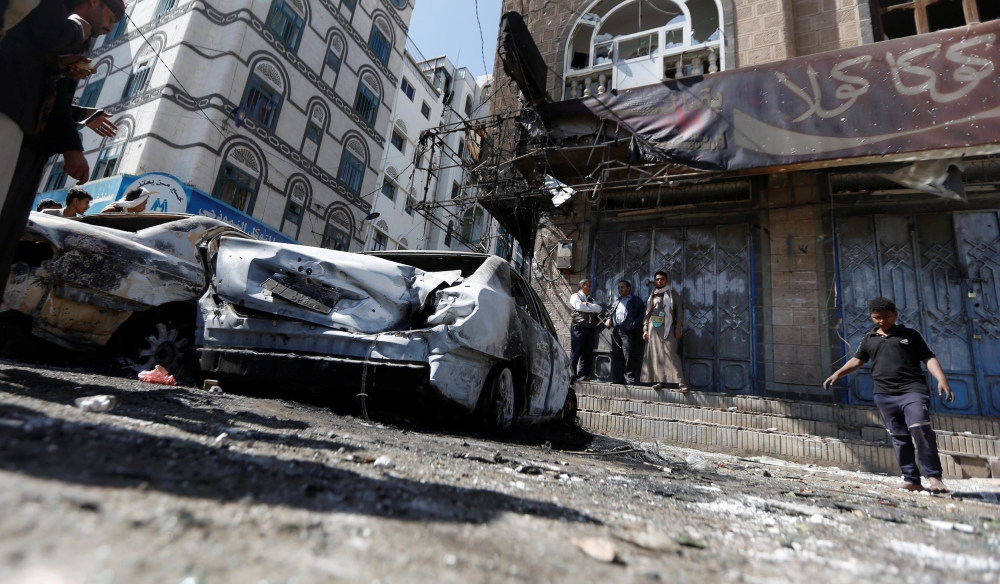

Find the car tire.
xmin=561 ymin=386 xmax=578 ymax=426
xmin=478 ymin=364 xmax=516 ymax=435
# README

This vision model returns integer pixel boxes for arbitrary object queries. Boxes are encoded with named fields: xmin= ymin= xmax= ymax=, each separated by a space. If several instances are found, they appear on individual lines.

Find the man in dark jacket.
xmin=605 ymin=279 xmax=644 ymax=385
xmin=0 ymin=0 xmax=89 ymax=202
xmin=0 ymin=0 xmax=122 ymax=297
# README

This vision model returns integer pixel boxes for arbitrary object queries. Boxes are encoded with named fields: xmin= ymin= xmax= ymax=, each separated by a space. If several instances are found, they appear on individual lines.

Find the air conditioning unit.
xmin=556 ymin=239 xmax=573 ymax=269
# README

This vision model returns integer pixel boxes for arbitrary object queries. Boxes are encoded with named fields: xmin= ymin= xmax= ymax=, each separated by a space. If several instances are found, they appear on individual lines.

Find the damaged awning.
xmin=538 ymin=20 xmax=1000 ymax=175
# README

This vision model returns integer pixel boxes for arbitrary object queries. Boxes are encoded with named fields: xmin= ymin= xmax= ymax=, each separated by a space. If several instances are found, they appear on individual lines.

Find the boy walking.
xmin=824 ymin=297 xmax=954 ymax=493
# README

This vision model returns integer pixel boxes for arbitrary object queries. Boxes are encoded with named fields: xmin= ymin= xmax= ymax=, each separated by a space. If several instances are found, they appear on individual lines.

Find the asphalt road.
xmin=1 ymin=359 xmax=998 ymax=584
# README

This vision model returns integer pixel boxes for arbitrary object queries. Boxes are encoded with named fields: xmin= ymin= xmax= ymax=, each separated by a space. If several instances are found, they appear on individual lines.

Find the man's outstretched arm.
xmin=823 ymin=357 xmax=866 ymax=390
xmin=924 ymin=357 xmax=955 ymax=402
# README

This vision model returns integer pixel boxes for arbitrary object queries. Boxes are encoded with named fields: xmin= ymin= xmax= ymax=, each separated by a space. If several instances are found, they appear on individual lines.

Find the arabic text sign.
xmin=186 ymin=190 xmax=296 ymax=244
xmin=126 ymin=174 xmax=188 ymax=213
xmin=542 ymin=20 xmax=1000 ymax=171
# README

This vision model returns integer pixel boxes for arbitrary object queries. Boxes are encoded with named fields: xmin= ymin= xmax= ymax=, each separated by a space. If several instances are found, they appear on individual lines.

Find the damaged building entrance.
xmin=836 ymin=211 xmax=1000 ymax=417
xmin=592 ymin=224 xmax=754 ymax=393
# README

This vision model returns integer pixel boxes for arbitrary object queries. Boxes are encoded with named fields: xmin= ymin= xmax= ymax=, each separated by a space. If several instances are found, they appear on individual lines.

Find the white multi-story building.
xmin=40 ymin=0 xmax=414 ymax=250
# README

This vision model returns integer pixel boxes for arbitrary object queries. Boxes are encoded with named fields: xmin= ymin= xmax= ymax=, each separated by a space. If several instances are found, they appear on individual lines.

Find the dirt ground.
xmin=0 ymin=359 xmax=998 ymax=584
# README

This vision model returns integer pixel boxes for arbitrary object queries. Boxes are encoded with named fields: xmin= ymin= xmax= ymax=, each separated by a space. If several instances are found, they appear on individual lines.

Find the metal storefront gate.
xmin=592 ymin=224 xmax=755 ymax=393
xmin=836 ymin=211 xmax=1000 ymax=416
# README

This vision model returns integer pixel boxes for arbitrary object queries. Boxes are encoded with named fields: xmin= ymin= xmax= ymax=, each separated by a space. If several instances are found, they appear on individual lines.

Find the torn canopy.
xmin=537 ymin=20 xmax=1000 ymax=173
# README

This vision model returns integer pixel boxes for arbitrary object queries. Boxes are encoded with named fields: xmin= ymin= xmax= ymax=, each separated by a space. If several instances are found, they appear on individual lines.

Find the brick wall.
xmin=792 ymin=0 xmax=864 ymax=56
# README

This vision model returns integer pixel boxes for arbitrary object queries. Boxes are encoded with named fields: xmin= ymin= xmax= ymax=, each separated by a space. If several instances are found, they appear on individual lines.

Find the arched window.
xmin=353 ymin=72 xmax=381 ymax=125
xmin=281 ymin=180 xmax=308 ymax=238
xmin=154 ymin=0 xmax=176 ymax=19
xmin=302 ymin=103 xmax=326 ymax=162
xmin=267 ymin=0 xmax=305 ymax=52
xmin=564 ymin=0 xmax=724 ymax=98
xmin=461 ymin=206 xmax=485 ymax=245
xmin=242 ymin=61 xmax=285 ymax=130
xmin=43 ymin=160 xmax=67 ymax=191
xmin=213 ymin=145 xmax=262 ymax=214
xmin=368 ymin=16 xmax=392 ymax=65
xmin=326 ymin=32 xmax=345 ymax=73
xmin=323 ymin=208 xmax=352 ymax=250
xmin=80 ymin=61 xmax=110 ymax=107
xmin=337 ymin=137 xmax=367 ymax=193
xmin=122 ymin=42 xmax=158 ymax=99
xmin=92 ymin=119 xmax=131 ymax=180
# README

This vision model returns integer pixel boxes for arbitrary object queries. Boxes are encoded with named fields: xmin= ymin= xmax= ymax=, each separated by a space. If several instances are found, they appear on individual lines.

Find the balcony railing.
xmin=563 ymin=42 xmax=722 ymax=101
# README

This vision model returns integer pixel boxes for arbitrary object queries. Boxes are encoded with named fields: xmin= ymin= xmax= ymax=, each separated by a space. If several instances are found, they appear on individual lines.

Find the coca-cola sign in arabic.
xmin=539 ymin=20 xmax=1000 ymax=172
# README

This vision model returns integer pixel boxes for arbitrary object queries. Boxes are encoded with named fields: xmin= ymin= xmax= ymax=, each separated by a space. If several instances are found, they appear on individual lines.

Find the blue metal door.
xmin=836 ymin=213 xmax=990 ymax=415
xmin=591 ymin=224 xmax=754 ymax=393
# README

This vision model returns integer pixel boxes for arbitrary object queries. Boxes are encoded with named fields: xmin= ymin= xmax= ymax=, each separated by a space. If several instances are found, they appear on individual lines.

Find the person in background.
xmin=40 ymin=185 xmax=91 ymax=217
xmin=569 ymin=279 xmax=602 ymax=382
xmin=605 ymin=280 xmax=644 ymax=385
xmin=824 ymin=297 xmax=954 ymax=493
xmin=101 ymin=186 xmax=148 ymax=213
xmin=641 ymin=270 xmax=687 ymax=392
xmin=35 ymin=198 xmax=61 ymax=212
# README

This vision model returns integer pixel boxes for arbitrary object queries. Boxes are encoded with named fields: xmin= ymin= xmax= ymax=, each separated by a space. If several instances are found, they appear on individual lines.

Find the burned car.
xmin=1 ymin=212 xmax=247 ymax=369
xmin=197 ymin=244 xmax=575 ymax=432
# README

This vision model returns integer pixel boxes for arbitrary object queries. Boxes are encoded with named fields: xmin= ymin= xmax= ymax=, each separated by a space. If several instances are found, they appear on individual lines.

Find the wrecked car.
xmin=0 ymin=212 xmax=248 ymax=370
xmin=197 ymin=245 xmax=575 ymax=432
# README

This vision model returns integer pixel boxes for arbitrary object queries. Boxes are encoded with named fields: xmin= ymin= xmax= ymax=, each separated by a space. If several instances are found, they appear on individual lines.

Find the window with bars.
xmin=873 ymin=0 xmax=1000 ymax=40
xmin=327 ymin=44 xmax=342 ymax=72
xmin=390 ymin=131 xmax=405 ymax=153
xmin=324 ymin=222 xmax=350 ymax=250
xmin=303 ymin=120 xmax=322 ymax=161
xmin=154 ymin=0 xmax=176 ymax=19
xmin=242 ymin=73 xmax=283 ymax=130
xmin=79 ymin=79 xmax=104 ymax=108
xmin=91 ymin=143 xmax=124 ymax=180
xmin=369 ymin=24 xmax=391 ymax=65
xmin=121 ymin=60 xmax=152 ymax=99
xmin=337 ymin=149 xmax=365 ymax=193
xmin=401 ymin=77 xmax=415 ymax=100
xmin=212 ymin=162 xmax=259 ymax=214
xmin=266 ymin=0 xmax=304 ymax=52
xmin=371 ymin=231 xmax=388 ymax=251
xmin=353 ymin=83 xmax=379 ymax=125
xmin=44 ymin=161 xmax=67 ymax=192
xmin=381 ymin=178 xmax=396 ymax=200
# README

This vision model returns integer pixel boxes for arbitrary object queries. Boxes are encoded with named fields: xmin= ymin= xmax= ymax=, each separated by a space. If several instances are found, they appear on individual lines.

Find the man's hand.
xmin=86 ymin=113 xmax=117 ymax=138
xmin=674 ymin=326 xmax=683 ymax=340
xmin=642 ymin=330 xmax=649 ymax=341
xmin=63 ymin=151 xmax=89 ymax=183
xmin=938 ymin=381 xmax=955 ymax=403
xmin=59 ymin=55 xmax=94 ymax=81
xmin=822 ymin=373 xmax=840 ymax=390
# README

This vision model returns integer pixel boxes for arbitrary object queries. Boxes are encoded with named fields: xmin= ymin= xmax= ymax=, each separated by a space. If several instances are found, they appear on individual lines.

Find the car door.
xmin=510 ymin=273 xmax=554 ymax=416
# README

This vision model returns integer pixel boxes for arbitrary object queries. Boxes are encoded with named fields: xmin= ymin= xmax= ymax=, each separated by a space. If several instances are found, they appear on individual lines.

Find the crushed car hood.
xmin=211 ymin=238 xmax=462 ymax=333
xmin=18 ymin=213 xmax=243 ymax=307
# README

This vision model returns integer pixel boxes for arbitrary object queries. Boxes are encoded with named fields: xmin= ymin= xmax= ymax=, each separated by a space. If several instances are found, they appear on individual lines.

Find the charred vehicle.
xmin=197 ymin=245 xmax=574 ymax=432
xmin=1 ymin=212 xmax=248 ymax=370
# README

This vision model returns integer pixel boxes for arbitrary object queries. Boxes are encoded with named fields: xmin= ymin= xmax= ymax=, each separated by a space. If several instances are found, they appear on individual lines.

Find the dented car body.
xmin=198 ymin=244 xmax=573 ymax=428
xmin=1 ymin=212 xmax=246 ymax=350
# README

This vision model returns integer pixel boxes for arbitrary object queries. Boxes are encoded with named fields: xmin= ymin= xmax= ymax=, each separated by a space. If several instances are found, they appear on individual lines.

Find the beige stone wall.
xmin=764 ymin=173 xmax=826 ymax=388
xmin=792 ymin=0 xmax=864 ymax=56
xmin=734 ymin=0 xmax=798 ymax=65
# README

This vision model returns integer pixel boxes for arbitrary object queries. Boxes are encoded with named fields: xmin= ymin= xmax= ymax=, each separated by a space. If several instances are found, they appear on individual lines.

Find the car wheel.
xmin=132 ymin=322 xmax=190 ymax=373
xmin=561 ymin=386 xmax=578 ymax=426
xmin=479 ymin=365 xmax=516 ymax=434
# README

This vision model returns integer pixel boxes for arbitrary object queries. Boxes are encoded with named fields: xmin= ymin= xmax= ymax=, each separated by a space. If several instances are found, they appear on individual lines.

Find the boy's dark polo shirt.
xmin=854 ymin=324 xmax=935 ymax=395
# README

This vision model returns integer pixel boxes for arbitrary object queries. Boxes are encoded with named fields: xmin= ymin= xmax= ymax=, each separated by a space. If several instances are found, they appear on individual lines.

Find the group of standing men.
xmin=569 ymin=273 xmax=687 ymax=392
xmin=0 ymin=0 xmax=125 ymax=295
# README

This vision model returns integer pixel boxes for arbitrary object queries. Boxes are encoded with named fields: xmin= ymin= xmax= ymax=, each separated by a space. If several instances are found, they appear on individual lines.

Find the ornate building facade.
xmin=42 ymin=0 xmax=414 ymax=250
